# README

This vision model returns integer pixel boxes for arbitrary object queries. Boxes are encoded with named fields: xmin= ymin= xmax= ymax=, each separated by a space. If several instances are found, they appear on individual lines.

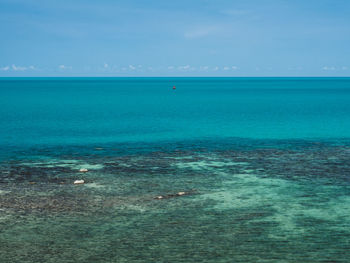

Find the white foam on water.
xmin=174 ymin=159 xmax=247 ymax=170
xmin=0 ymin=190 xmax=10 ymax=195
xmin=242 ymin=169 xmax=254 ymax=173
xmin=116 ymin=163 xmax=132 ymax=168
xmin=20 ymin=159 xmax=79 ymax=167
xmin=21 ymin=159 xmax=104 ymax=170
xmin=123 ymin=204 xmax=147 ymax=213
xmin=0 ymin=215 xmax=10 ymax=222
xmin=84 ymin=183 xmax=105 ymax=189
xmin=168 ymin=156 xmax=194 ymax=160
xmin=75 ymin=163 xmax=104 ymax=170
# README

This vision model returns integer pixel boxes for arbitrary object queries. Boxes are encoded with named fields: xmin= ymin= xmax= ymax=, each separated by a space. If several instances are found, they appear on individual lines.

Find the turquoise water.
xmin=0 ymin=78 xmax=350 ymax=262
xmin=1 ymin=78 xmax=350 ymax=147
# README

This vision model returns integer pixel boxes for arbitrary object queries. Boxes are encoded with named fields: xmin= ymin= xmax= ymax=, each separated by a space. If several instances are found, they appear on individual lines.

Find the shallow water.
xmin=0 ymin=140 xmax=350 ymax=262
xmin=1 ymin=78 xmax=350 ymax=262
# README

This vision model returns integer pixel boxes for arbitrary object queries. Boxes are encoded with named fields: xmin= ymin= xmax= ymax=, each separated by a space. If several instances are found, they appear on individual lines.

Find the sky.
xmin=0 ymin=0 xmax=350 ymax=77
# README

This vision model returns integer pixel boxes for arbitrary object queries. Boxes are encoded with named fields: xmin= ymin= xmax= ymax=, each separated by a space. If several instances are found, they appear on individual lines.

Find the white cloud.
xmin=0 ymin=65 xmax=37 ymax=72
xmin=58 ymin=65 xmax=72 ymax=70
xmin=104 ymin=63 xmax=109 ymax=69
xmin=178 ymin=65 xmax=190 ymax=70
xmin=0 ymin=66 xmax=9 ymax=71
xmin=12 ymin=64 xmax=27 ymax=71
xmin=323 ymin=66 xmax=349 ymax=71
xmin=322 ymin=66 xmax=336 ymax=71
xmin=213 ymin=66 xmax=219 ymax=71
xmin=199 ymin=66 xmax=209 ymax=71
xmin=129 ymin=65 xmax=136 ymax=70
xmin=177 ymin=65 xmax=197 ymax=71
xmin=222 ymin=66 xmax=238 ymax=71
xmin=168 ymin=66 xmax=175 ymax=70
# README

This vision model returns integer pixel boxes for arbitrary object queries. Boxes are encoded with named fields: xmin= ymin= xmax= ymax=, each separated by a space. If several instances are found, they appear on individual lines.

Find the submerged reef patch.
xmin=1 ymin=142 xmax=350 ymax=262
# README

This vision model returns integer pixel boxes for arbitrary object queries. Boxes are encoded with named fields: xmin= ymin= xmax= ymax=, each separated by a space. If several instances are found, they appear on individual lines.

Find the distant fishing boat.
xmin=172 ymin=86 xmax=176 ymax=90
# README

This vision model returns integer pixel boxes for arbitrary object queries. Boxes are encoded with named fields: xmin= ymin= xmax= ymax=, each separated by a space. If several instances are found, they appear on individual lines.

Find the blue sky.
xmin=0 ymin=0 xmax=349 ymax=76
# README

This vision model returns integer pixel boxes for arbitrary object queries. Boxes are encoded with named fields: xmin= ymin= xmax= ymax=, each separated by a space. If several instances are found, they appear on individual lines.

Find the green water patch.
xmin=18 ymin=159 xmax=105 ymax=171
xmin=196 ymin=168 xmax=350 ymax=260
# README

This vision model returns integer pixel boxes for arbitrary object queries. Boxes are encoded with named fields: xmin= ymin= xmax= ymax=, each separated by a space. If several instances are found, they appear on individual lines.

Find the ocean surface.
xmin=0 ymin=78 xmax=350 ymax=262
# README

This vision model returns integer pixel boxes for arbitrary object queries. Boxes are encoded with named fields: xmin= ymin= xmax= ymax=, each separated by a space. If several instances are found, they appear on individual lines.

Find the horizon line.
xmin=1 ymin=76 xmax=350 ymax=78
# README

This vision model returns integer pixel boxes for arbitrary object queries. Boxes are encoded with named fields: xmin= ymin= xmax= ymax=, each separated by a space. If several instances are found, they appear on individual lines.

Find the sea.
xmin=0 ymin=77 xmax=349 ymax=262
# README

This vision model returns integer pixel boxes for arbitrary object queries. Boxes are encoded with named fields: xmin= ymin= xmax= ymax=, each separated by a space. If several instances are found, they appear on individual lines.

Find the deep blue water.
xmin=1 ymin=78 xmax=350 ymax=149
xmin=1 ymin=78 xmax=350 ymax=263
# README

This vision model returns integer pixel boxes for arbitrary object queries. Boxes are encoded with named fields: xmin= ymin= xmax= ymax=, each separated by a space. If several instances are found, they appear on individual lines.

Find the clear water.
xmin=0 ymin=78 xmax=349 ymax=262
